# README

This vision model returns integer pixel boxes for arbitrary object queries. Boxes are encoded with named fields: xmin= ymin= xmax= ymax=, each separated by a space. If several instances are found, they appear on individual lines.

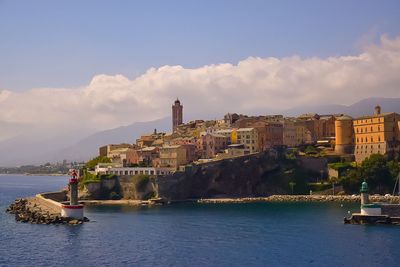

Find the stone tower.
xmin=334 ymin=115 xmax=354 ymax=155
xmin=172 ymin=98 xmax=183 ymax=132
xmin=375 ymin=105 xmax=381 ymax=115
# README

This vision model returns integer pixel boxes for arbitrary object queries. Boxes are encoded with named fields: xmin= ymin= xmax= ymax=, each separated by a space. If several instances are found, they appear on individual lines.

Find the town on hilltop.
xmin=92 ymin=99 xmax=400 ymax=183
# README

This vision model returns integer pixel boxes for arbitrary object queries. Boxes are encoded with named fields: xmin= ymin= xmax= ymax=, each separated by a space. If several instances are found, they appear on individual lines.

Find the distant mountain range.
xmin=1 ymin=97 xmax=399 ymax=166
xmin=0 ymin=117 xmax=170 ymax=166
xmin=50 ymin=117 xmax=171 ymax=163
xmin=283 ymin=97 xmax=400 ymax=117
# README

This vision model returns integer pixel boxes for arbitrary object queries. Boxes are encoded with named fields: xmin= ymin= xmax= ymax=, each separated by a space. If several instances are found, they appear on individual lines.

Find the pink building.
xmin=197 ymin=133 xmax=229 ymax=159
xmin=127 ymin=147 xmax=159 ymax=167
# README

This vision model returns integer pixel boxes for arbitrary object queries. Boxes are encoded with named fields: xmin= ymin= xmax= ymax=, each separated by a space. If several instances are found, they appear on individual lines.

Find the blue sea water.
xmin=1 ymin=175 xmax=400 ymax=267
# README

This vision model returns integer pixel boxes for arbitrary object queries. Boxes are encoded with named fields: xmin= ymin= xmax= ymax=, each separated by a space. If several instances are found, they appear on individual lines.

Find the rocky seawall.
xmin=6 ymin=198 xmax=89 ymax=225
xmin=197 ymin=195 xmax=400 ymax=204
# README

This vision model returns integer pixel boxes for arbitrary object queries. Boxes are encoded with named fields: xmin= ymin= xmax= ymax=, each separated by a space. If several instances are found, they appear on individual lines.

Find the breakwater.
xmin=197 ymin=195 xmax=400 ymax=204
xmin=6 ymin=197 xmax=89 ymax=225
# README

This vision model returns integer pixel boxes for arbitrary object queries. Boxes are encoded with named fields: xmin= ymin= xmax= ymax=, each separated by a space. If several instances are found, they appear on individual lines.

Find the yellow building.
xmin=235 ymin=128 xmax=259 ymax=153
xmin=334 ymin=115 xmax=354 ymax=154
xmin=353 ymin=106 xmax=400 ymax=163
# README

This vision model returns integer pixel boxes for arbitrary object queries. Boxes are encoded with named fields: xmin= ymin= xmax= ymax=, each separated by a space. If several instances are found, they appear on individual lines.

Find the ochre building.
xmin=353 ymin=106 xmax=400 ymax=163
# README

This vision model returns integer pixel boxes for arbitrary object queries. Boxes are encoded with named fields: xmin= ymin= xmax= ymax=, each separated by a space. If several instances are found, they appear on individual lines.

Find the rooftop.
xmin=355 ymin=112 xmax=397 ymax=120
xmin=237 ymin=128 xmax=255 ymax=132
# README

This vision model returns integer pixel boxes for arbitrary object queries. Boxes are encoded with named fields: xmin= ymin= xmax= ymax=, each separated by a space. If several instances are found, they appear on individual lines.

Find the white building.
xmin=97 ymin=166 xmax=172 ymax=176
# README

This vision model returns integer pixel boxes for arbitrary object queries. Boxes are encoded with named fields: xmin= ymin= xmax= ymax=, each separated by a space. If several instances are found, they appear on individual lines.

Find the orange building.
xmin=334 ymin=115 xmax=354 ymax=154
xmin=353 ymin=106 xmax=400 ymax=163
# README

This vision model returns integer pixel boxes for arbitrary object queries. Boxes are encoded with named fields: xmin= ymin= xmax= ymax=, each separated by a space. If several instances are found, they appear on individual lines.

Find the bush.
xmin=99 ymin=174 xmax=117 ymax=180
xmin=309 ymin=183 xmax=331 ymax=192
xmin=81 ymin=171 xmax=101 ymax=185
xmin=134 ymin=174 xmax=150 ymax=191
xmin=328 ymin=162 xmax=352 ymax=170
xmin=85 ymin=156 xmax=111 ymax=170
xmin=109 ymin=191 xmax=121 ymax=200
xmin=305 ymin=146 xmax=319 ymax=156
xmin=143 ymin=191 xmax=156 ymax=200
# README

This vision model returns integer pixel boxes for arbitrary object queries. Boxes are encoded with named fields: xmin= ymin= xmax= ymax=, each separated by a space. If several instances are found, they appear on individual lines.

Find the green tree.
xmin=387 ymin=160 xmax=400 ymax=181
xmin=85 ymin=156 xmax=112 ymax=170
xmin=340 ymin=168 xmax=363 ymax=193
xmin=360 ymin=154 xmax=392 ymax=193
xmin=304 ymin=146 xmax=320 ymax=156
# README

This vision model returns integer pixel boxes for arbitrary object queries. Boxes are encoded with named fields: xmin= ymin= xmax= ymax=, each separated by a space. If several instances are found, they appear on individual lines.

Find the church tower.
xmin=172 ymin=98 xmax=183 ymax=132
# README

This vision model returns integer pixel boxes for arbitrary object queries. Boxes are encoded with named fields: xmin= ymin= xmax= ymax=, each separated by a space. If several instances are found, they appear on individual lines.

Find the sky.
xmin=0 ymin=0 xmax=400 ymax=142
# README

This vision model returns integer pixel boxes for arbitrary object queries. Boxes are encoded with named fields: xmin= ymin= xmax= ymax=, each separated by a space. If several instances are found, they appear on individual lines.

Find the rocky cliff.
xmin=82 ymin=152 xmax=294 ymax=201
xmin=156 ymin=152 xmax=282 ymax=200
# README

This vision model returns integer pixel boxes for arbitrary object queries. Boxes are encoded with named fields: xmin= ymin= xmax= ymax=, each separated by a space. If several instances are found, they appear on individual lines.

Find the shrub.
xmin=109 ymin=191 xmax=121 ymax=200
xmin=85 ymin=156 xmax=111 ymax=170
xmin=143 ymin=191 xmax=156 ymax=200
xmin=328 ymin=162 xmax=352 ymax=170
xmin=99 ymin=174 xmax=117 ymax=180
xmin=134 ymin=174 xmax=150 ymax=191
xmin=81 ymin=171 xmax=101 ymax=185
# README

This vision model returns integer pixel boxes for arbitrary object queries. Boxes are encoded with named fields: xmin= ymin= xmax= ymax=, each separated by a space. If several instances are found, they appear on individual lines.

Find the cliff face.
xmin=156 ymin=152 xmax=282 ymax=200
xmin=82 ymin=152 xmax=287 ymax=201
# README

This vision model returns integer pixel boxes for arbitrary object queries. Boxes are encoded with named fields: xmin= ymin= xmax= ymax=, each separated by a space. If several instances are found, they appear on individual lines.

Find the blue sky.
xmin=1 ymin=0 xmax=400 ymax=91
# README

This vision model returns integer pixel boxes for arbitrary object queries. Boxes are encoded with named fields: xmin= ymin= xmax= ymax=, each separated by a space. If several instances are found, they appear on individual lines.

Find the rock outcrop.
xmin=156 ymin=152 xmax=281 ymax=200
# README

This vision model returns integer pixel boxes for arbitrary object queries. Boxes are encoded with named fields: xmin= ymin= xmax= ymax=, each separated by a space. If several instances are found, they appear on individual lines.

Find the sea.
xmin=1 ymin=174 xmax=400 ymax=267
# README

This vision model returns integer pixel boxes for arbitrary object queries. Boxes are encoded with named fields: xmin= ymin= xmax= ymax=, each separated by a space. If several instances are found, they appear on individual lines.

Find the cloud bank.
xmin=1 ymin=35 xmax=400 ymax=137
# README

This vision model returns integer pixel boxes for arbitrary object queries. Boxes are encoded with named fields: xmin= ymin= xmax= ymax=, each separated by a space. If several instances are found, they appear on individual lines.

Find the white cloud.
xmin=1 ymin=35 xmax=400 ymax=137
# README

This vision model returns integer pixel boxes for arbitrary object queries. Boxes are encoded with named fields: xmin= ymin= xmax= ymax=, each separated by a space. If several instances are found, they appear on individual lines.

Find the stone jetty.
xmin=197 ymin=195 xmax=400 ymax=204
xmin=6 ymin=198 xmax=89 ymax=225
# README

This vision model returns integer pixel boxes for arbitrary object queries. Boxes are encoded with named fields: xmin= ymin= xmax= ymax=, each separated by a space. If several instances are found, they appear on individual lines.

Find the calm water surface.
xmin=1 ymin=175 xmax=400 ymax=267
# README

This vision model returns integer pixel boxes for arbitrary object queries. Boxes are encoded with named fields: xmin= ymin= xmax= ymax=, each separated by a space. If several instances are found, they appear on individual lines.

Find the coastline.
xmin=195 ymin=195 xmax=400 ymax=204
xmin=83 ymin=195 xmax=400 ymax=206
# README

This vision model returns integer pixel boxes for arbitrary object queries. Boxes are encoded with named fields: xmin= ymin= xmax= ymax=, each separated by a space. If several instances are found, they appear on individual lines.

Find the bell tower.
xmin=172 ymin=98 xmax=183 ymax=132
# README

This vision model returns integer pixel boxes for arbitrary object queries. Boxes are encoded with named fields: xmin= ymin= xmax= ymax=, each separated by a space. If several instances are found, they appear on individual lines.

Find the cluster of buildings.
xmin=94 ymin=100 xmax=400 ymax=176
xmin=335 ymin=105 xmax=400 ymax=163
